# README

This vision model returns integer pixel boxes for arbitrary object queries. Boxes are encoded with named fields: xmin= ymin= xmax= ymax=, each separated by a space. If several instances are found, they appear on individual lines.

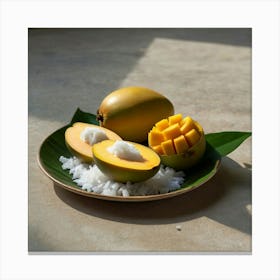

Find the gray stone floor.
xmin=29 ymin=28 xmax=251 ymax=252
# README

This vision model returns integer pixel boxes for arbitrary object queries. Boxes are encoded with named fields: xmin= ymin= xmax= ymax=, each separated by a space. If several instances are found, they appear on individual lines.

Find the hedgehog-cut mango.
xmin=148 ymin=114 xmax=206 ymax=170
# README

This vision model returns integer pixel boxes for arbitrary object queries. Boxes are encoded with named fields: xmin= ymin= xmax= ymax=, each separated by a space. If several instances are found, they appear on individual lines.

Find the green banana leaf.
xmin=39 ymin=108 xmax=251 ymax=194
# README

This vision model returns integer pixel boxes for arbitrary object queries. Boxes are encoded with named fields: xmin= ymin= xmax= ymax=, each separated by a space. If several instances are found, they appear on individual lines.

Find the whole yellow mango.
xmin=96 ymin=87 xmax=174 ymax=142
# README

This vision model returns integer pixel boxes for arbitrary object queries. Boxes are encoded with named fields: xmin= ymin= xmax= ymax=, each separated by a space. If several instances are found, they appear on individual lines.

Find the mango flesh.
xmin=65 ymin=122 xmax=122 ymax=163
xmin=92 ymin=140 xmax=161 ymax=183
xmin=148 ymin=115 xmax=206 ymax=170
xmin=96 ymin=87 xmax=174 ymax=143
xmin=160 ymin=133 xmax=206 ymax=170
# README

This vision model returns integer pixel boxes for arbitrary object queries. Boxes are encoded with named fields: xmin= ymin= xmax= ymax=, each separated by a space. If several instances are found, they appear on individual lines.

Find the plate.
xmin=38 ymin=125 xmax=221 ymax=202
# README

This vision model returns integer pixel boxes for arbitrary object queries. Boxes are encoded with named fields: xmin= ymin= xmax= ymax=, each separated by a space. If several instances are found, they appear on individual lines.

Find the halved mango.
xmin=92 ymin=140 xmax=161 ymax=183
xmin=65 ymin=122 xmax=122 ymax=163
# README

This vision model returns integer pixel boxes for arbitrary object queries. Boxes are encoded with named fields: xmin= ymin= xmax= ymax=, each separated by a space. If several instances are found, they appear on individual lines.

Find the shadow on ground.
xmin=28 ymin=28 xmax=252 ymax=123
xmin=54 ymin=156 xmax=252 ymax=235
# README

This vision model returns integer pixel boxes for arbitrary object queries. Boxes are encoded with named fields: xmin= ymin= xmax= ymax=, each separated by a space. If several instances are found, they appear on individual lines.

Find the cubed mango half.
xmin=148 ymin=114 xmax=204 ymax=157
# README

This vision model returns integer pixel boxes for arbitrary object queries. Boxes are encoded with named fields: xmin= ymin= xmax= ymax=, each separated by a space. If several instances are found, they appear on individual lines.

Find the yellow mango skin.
xmin=97 ymin=87 xmax=174 ymax=143
xmin=92 ymin=140 xmax=161 ymax=183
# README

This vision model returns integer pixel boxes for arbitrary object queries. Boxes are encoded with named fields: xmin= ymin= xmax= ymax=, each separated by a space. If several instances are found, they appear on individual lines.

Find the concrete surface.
xmin=28 ymin=28 xmax=252 ymax=252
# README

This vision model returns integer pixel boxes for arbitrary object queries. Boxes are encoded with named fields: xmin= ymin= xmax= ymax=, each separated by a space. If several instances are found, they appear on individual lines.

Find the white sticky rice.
xmin=107 ymin=140 xmax=144 ymax=162
xmin=59 ymin=156 xmax=185 ymax=197
xmin=80 ymin=127 xmax=108 ymax=145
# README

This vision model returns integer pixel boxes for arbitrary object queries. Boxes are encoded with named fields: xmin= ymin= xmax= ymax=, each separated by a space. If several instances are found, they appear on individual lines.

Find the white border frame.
xmin=1 ymin=0 xmax=280 ymax=279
